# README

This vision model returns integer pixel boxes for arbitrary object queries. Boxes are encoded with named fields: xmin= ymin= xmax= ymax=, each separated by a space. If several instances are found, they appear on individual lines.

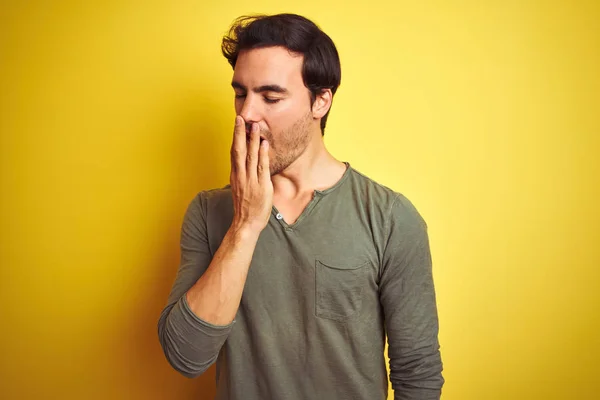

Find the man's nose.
xmin=239 ymin=96 xmax=261 ymax=124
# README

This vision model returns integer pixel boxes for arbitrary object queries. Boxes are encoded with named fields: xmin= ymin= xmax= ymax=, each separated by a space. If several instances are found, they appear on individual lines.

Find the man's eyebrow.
xmin=231 ymin=81 xmax=288 ymax=94
xmin=231 ymin=81 xmax=246 ymax=91
xmin=255 ymin=84 xmax=288 ymax=94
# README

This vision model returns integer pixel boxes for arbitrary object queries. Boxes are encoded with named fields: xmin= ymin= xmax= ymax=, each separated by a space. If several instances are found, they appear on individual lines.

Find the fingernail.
xmin=236 ymin=116 xmax=243 ymax=125
xmin=252 ymin=123 xmax=258 ymax=132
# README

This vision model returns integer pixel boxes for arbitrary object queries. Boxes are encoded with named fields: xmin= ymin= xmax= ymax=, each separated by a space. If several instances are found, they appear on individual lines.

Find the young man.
xmin=158 ymin=13 xmax=444 ymax=400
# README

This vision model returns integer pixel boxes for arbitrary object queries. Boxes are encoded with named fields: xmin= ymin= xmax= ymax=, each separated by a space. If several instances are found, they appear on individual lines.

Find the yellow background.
xmin=1 ymin=1 xmax=598 ymax=399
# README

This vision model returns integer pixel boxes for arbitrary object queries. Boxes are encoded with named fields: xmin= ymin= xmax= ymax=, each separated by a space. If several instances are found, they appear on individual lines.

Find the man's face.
xmin=231 ymin=46 xmax=315 ymax=175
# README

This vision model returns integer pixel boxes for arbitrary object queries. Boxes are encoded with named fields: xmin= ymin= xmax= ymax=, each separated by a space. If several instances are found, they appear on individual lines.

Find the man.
xmin=158 ymin=13 xmax=444 ymax=400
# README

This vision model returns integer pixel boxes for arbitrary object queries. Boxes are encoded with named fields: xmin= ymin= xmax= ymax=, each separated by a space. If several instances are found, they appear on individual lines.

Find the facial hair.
xmin=261 ymin=111 xmax=313 ymax=176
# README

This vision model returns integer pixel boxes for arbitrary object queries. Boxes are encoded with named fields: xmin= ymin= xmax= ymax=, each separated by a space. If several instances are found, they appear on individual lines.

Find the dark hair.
xmin=221 ymin=13 xmax=341 ymax=135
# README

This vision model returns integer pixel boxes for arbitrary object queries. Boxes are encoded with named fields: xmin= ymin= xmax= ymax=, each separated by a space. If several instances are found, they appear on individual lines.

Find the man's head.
xmin=222 ymin=14 xmax=341 ymax=175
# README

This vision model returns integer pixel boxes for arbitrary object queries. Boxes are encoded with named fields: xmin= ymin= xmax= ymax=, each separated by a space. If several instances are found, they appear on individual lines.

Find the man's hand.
xmin=179 ymin=116 xmax=272 ymax=327
xmin=230 ymin=116 xmax=273 ymax=235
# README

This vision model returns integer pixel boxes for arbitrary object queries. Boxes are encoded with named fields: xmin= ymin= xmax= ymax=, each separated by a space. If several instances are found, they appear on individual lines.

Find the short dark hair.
xmin=221 ymin=13 xmax=341 ymax=135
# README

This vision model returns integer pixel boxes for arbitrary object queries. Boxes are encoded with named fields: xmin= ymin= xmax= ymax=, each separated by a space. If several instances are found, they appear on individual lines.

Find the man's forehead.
xmin=233 ymin=46 xmax=304 ymax=84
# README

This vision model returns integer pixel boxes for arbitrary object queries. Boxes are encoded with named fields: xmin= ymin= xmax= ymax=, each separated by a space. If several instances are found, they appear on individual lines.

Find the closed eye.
xmin=235 ymin=93 xmax=281 ymax=104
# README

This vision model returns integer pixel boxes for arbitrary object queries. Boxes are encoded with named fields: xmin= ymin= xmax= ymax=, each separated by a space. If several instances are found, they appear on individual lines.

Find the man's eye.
xmin=264 ymin=98 xmax=281 ymax=104
xmin=235 ymin=94 xmax=246 ymax=99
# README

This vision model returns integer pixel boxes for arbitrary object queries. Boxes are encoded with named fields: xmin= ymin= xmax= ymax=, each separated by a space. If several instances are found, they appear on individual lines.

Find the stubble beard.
xmin=262 ymin=111 xmax=313 ymax=176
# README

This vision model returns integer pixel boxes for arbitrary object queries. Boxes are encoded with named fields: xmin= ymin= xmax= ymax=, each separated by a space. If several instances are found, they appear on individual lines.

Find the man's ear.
xmin=311 ymin=89 xmax=333 ymax=119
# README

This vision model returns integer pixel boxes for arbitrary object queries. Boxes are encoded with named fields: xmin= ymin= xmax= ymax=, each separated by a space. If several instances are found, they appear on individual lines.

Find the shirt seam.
xmin=380 ymin=193 xmax=401 ymax=278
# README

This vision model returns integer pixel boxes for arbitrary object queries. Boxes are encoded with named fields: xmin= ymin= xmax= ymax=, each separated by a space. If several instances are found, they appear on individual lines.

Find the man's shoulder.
xmin=348 ymin=166 xmax=398 ymax=200
xmin=347 ymin=165 xmax=426 ymax=228
xmin=197 ymin=184 xmax=232 ymax=202
xmin=187 ymin=184 xmax=233 ymax=218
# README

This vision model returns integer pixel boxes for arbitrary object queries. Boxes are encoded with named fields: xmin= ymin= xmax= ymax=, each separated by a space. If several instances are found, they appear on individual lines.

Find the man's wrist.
xmin=228 ymin=222 xmax=261 ymax=244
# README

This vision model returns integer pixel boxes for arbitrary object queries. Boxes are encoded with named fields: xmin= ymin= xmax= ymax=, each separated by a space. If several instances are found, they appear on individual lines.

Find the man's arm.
xmin=380 ymin=194 xmax=445 ymax=400
xmin=157 ymin=117 xmax=272 ymax=378
xmin=157 ymin=192 xmax=235 ymax=378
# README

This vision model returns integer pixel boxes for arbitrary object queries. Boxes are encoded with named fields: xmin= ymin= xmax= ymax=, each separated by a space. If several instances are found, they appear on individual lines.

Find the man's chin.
xmin=269 ymin=166 xmax=281 ymax=176
xmin=269 ymin=161 xmax=285 ymax=176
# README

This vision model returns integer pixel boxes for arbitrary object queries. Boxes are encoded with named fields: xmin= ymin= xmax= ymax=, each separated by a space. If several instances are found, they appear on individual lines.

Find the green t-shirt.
xmin=158 ymin=163 xmax=444 ymax=400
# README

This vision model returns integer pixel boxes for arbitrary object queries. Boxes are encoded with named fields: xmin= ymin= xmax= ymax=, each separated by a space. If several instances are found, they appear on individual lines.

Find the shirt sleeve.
xmin=379 ymin=194 xmax=445 ymax=399
xmin=157 ymin=192 xmax=234 ymax=378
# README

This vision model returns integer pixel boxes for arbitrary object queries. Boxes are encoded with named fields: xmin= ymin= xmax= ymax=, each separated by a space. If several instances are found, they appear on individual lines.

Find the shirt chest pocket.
xmin=315 ymin=259 xmax=370 ymax=322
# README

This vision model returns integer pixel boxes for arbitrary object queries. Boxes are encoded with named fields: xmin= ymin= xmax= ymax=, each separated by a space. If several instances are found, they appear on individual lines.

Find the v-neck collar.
xmin=271 ymin=162 xmax=352 ymax=231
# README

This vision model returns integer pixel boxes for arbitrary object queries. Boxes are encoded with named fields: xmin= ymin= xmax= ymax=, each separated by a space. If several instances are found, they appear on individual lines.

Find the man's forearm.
xmin=158 ymin=200 xmax=263 ymax=378
xmin=185 ymin=224 xmax=260 ymax=326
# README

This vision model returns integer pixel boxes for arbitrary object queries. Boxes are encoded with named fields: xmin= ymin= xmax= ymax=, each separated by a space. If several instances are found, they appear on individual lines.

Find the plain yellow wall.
xmin=1 ymin=1 xmax=599 ymax=399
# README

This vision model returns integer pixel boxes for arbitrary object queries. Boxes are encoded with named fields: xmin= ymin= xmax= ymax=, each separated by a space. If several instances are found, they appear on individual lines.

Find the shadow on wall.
xmin=112 ymin=99 xmax=230 ymax=399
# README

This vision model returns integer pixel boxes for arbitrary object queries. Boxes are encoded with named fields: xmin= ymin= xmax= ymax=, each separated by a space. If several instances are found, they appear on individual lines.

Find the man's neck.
xmin=271 ymin=137 xmax=346 ymax=200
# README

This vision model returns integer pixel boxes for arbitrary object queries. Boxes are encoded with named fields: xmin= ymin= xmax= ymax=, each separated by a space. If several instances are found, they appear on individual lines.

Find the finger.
xmin=231 ymin=115 xmax=247 ymax=174
xmin=246 ymin=123 xmax=260 ymax=179
xmin=257 ymin=139 xmax=270 ymax=184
